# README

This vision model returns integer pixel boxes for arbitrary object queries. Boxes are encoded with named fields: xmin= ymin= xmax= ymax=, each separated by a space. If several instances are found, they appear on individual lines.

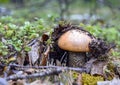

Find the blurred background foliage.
xmin=0 ymin=0 xmax=120 ymax=57
xmin=0 ymin=0 xmax=120 ymax=23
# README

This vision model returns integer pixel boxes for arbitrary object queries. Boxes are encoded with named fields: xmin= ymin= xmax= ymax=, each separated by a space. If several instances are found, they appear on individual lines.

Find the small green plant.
xmin=80 ymin=23 xmax=120 ymax=58
xmin=111 ymin=50 xmax=120 ymax=57
xmin=80 ymin=23 xmax=120 ymax=47
xmin=0 ymin=17 xmax=54 ymax=57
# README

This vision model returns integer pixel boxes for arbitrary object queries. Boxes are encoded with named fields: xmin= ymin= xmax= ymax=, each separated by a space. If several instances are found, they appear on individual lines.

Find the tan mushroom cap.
xmin=58 ymin=29 xmax=92 ymax=52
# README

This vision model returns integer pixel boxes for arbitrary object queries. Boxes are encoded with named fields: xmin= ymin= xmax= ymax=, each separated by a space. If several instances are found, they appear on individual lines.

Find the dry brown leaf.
xmin=91 ymin=61 xmax=107 ymax=76
xmin=41 ymin=33 xmax=49 ymax=42
xmin=8 ymin=80 xmax=15 ymax=85
xmin=97 ymin=78 xmax=120 ymax=85
xmin=56 ymin=60 xmax=62 ymax=66
xmin=77 ymin=74 xmax=82 ymax=85
xmin=28 ymin=42 xmax=40 ymax=65
xmin=8 ymin=79 xmax=26 ymax=85
xmin=29 ymin=80 xmax=41 ymax=85
xmin=40 ymin=46 xmax=50 ymax=66
xmin=16 ymin=51 xmax=26 ymax=65
xmin=16 ymin=79 xmax=26 ymax=85
xmin=25 ymin=68 xmax=35 ymax=74
xmin=29 ymin=80 xmax=53 ymax=85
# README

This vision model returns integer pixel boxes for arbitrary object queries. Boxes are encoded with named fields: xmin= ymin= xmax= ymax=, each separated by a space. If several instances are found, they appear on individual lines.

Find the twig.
xmin=60 ymin=51 xmax=67 ymax=62
xmin=7 ymin=65 xmax=87 ymax=80
xmin=6 ymin=68 xmax=62 ymax=80
xmin=9 ymin=64 xmax=86 ymax=72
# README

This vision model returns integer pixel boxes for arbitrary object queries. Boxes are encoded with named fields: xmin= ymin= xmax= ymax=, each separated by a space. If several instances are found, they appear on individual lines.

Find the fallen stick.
xmin=9 ymin=64 xmax=87 ymax=72
xmin=6 ymin=68 xmax=62 ymax=80
xmin=6 ymin=65 xmax=87 ymax=81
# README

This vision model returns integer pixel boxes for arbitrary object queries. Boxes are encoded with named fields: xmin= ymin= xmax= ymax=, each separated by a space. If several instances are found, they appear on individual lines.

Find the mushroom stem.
xmin=68 ymin=52 xmax=86 ymax=67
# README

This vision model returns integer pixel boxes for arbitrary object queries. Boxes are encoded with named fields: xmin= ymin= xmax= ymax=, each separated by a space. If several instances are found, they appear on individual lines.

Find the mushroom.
xmin=57 ymin=29 xmax=93 ymax=67
xmin=52 ymin=24 xmax=111 ymax=68
xmin=58 ymin=29 xmax=92 ymax=52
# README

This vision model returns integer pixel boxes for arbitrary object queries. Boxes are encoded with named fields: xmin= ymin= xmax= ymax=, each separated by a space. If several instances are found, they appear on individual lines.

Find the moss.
xmin=82 ymin=73 xmax=104 ymax=85
xmin=104 ymin=62 xmax=115 ymax=80
xmin=72 ymin=71 xmax=79 ymax=79
xmin=107 ymin=62 xmax=115 ymax=73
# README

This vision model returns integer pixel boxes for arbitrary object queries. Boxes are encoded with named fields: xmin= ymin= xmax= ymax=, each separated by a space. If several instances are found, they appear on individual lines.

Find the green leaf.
xmin=0 ymin=0 xmax=9 ymax=3
xmin=6 ymin=30 xmax=14 ymax=37
xmin=12 ymin=36 xmax=17 ymax=41
xmin=15 ymin=46 xmax=21 ymax=52
xmin=25 ymin=21 xmax=30 ymax=26
xmin=24 ymin=46 xmax=31 ymax=52
xmin=29 ymin=33 xmax=39 ymax=39
xmin=2 ymin=51 xmax=8 ymax=56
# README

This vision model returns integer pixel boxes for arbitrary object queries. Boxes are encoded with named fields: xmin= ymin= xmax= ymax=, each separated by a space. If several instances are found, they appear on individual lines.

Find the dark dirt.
xmin=52 ymin=23 xmax=95 ymax=41
xmin=89 ymin=38 xmax=115 ymax=58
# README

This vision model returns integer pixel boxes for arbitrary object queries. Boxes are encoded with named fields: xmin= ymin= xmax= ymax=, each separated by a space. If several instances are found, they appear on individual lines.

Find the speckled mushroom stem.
xmin=68 ymin=52 xmax=86 ymax=67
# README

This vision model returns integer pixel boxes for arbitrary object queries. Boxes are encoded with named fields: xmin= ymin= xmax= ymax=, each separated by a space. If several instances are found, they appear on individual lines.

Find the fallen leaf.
xmin=91 ymin=61 xmax=107 ymax=76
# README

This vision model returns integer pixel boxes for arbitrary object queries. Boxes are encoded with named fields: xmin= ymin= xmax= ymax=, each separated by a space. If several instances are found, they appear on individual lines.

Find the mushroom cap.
xmin=58 ymin=29 xmax=92 ymax=52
